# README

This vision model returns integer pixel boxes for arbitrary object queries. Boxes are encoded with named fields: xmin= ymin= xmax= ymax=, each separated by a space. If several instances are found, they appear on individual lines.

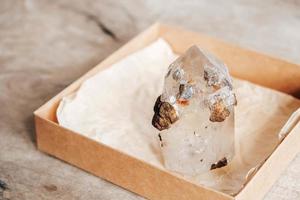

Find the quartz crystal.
xmin=152 ymin=46 xmax=237 ymax=176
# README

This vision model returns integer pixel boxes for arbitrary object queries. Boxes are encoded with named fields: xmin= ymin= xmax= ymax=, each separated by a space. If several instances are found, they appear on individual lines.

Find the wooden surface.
xmin=0 ymin=1 xmax=300 ymax=199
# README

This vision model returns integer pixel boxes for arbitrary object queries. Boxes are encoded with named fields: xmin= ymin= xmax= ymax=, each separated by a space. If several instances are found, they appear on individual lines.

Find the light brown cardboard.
xmin=34 ymin=23 xmax=300 ymax=200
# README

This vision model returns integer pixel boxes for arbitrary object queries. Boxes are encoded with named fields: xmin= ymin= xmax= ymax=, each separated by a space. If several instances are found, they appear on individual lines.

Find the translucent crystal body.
xmin=152 ymin=46 xmax=236 ymax=176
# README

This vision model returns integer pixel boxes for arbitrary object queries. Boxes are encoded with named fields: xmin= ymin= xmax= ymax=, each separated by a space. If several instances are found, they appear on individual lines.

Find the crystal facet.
xmin=152 ymin=46 xmax=237 ymax=176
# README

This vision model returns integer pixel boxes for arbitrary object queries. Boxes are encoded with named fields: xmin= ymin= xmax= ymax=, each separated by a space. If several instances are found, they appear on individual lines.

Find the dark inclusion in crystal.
xmin=152 ymin=96 xmax=178 ymax=131
xmin=210 ymin=157 xmax=228 ymax=170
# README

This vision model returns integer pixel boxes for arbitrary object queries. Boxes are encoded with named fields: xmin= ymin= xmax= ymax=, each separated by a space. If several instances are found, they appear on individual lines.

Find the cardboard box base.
xmin=34 ymin=23 xmax=300 ymax=200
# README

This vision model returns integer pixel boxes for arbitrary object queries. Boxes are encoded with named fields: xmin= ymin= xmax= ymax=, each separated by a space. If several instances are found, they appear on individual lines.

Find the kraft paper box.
xmin=34 ymin=23 xmax=300 ymax=200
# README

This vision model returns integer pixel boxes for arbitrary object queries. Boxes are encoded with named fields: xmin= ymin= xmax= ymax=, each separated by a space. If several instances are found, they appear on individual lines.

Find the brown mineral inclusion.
xmin=210 ymin=157 xmax=228 ymax=170
xmin=152 ymin=96 xmax=178 ymax=131
xmin=209 ymin=100 xmax=231 ymax=122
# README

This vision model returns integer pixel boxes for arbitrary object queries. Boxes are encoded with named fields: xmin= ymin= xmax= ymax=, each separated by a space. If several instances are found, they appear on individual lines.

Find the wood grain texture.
xmin=0 ymin=0 xmax=300 ymax=199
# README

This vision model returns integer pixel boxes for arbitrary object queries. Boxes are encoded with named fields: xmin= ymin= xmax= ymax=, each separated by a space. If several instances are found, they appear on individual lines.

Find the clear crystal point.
xmin=152 ymin=46 xmax=236 ymax=175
